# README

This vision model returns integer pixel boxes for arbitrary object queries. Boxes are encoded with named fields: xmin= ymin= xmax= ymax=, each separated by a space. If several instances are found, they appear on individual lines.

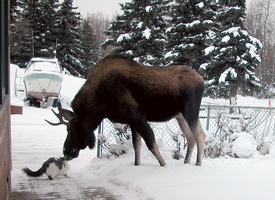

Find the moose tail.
xmin=22 ymin=167 xmax=44 ymax=178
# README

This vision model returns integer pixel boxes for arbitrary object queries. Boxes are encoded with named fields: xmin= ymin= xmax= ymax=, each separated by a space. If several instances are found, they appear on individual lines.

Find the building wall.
xmin=0 ymin=0 xmax=11 ymax=199
xmin=0 ymin=97 xmax=11 ymax=200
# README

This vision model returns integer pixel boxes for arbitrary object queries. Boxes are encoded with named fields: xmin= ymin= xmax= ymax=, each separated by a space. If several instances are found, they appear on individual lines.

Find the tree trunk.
xmin=230 ymin=84 xmax=237 ymax=113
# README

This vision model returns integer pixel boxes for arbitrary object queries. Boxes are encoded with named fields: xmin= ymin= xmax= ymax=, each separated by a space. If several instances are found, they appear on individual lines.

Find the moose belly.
xmin=145 ymin=107 xmax=180 ymax=122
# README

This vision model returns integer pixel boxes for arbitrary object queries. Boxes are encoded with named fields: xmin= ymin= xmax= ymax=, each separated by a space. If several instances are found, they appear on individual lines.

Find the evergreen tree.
xmin=102 ymin=0 xmax=171 ymax=65
xmin=80 ymin=17 xmax=101 ymax=77
xmin=165 ymin=0 xmax=218 ymax=69
xmin=199 ymin=0 xmax=262 ymax=103
xmin=39 ymin=0 xmax=60 ymax=57
xmin=10 ymin=0 xmax=21 ymax=24
xmin=18 ymin=0 xmax=60 ymax=59
xmin=10 ymin=0 xmax=33 ymax=66
xmin=10 ymin=18 xmax=33 ymax=67
xmin=56 ymin=0 xmax=84 ymax=77
xmin=21 ymin=0 xmax=45 ymax=57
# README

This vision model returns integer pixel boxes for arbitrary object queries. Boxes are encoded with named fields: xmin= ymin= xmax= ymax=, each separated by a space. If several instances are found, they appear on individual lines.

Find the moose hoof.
xmin=195 ymin=161 xmax=202 ymax=166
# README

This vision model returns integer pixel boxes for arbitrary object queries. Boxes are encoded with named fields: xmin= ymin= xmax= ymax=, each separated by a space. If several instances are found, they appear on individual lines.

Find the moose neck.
xmin=71 ymin=86 xmax=103 ymax=132
xmin=81 ymin=117 xmax=102 ymax=133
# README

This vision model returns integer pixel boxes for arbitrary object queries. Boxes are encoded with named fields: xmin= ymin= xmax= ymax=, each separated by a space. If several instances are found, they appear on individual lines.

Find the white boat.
xmin=23 ymin=58 xmax=63 ymax=106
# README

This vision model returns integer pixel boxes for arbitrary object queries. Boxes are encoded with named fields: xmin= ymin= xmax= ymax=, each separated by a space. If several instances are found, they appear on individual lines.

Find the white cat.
xmin=22 ymin=157 xmax=70 ymax=180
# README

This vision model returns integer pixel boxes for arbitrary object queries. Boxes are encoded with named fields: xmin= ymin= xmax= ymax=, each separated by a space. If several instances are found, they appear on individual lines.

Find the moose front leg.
xmin=130 ymin=120 xmax=166 ymax=167
xmin=131 ymin=127 xmax=141 ymax=166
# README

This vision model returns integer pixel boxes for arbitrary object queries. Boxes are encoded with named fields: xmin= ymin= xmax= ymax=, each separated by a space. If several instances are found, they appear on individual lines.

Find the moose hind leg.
xmin=176 ymin=115 xmax=196 ymax=164
xmin=193 ymin=120 xmax=206 ymax=166
xmin=131 ymin=127 xmax=142 ymax=166
xmin=131 ymin=120 xmax=166 ymax=166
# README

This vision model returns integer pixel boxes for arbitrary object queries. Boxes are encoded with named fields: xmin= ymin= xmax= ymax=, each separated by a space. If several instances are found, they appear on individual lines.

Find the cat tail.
xmin=22 ymin=167 xmax=45 ymax=178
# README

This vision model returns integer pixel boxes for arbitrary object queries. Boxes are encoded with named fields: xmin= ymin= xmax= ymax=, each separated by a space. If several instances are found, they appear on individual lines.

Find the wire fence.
xmin=97 ymin=104 xmax=275 ymax=157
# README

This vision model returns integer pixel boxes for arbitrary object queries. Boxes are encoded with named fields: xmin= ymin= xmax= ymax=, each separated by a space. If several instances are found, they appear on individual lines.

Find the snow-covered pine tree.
xmin=80 ymin=17 xmax=101 ymax=77
xmin=165 ymin=0 xmax=218 ymax=70
xmin=56 ymin=0 xmax=84 ymax=77
xmin=39 ymin=0 xmax=60 ymax=57
xmin=102 ymin=0 xmax=171 ymax=66
xmin=10 ymin=0 xmax=21 ymax=24
xmin=20 ymin=0 xmax=60 ymax=58
xmin=199 ymin=0 xmax=262 ymax=103
xmin=21 ymin=0 xmax=43 ymax=57
xmin=10 ymin=0 xmax=33 ymax=66
xmin=15 ymin=0 xmax=61 ymax=61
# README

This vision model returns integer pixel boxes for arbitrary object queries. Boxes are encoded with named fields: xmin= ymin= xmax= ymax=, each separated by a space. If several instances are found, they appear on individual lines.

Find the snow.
xmin=196 ymin=2 xmax=204 ymax=9
xmin=202 ymin=20 xmax=214 ymax=25
xmin=10 ymin=65 xmax=275 ymax=200
xmin=164 ymin=51 xmax=179 ymax=59
xmin=142 ymin=27 xmax=151 ymax=39
xmin=10 ymin=64 xmax=24 ymax=107
xmin=137 ymin=22 xmax=143 ymax=28
xmin=59 ymin=73 xmax=85 ymax=107
xmin=145 ymin=6 xmax=152 ymax=12
xmin=165 ymin=27 xmax=173 ymax=34
xmin=117 ymin=33 xmax=131 ymax=42
xmin=246 ymin=42 xmax=261 ymax=62
xmin=204 ymin=46 xmax=215 ymax=56
xmin=185 ymin=20 xmax=200 ymax=28
xmin=223 ymin=27 xmax=240 ymax=37
xmin=200 ymin=63 xmax=208 ymax=70
xmin=222 ymin=35 xmax=230 ymax=43
xmin=219 ymin=67 xmax=237 ymax=83
xmin=230 ymin=132 xmax=257 ymax=158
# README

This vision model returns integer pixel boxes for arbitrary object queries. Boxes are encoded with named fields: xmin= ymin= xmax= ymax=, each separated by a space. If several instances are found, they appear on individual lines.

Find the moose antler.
xmin=45 ymin=103 xmax=68 ymax=126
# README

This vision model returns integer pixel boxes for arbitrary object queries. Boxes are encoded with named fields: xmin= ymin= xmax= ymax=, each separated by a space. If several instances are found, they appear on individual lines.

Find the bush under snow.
xmin=230 ymin=132 xmax=257 ymax=158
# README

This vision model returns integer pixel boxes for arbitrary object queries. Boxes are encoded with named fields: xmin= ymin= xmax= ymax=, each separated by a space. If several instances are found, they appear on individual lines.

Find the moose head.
xmin=45 ymin=104 xmax=96 ymax=160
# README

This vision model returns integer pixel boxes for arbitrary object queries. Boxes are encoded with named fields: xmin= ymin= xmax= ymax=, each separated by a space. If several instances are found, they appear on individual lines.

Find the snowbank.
xmin=10 ymin=64 xmax=24 ymax=106
xmin=87 ymin=146 xmax=275 ymax=200
xmin=59 ymin=74 xmax=85 ymax=107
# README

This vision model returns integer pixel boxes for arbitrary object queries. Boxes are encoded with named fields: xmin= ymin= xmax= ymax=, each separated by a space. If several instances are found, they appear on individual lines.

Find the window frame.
xmin=0 ymin=0 xmax=10 ymax=105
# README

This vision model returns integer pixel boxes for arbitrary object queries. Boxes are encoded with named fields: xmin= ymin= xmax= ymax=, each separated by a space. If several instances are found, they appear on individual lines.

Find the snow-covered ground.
xmin=10 ymin=64 xmax=275 ymax=199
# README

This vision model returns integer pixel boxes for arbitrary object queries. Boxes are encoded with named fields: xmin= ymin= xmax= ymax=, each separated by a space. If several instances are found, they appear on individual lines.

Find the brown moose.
xmin=46 ymin=55 xmax=206 ymax=166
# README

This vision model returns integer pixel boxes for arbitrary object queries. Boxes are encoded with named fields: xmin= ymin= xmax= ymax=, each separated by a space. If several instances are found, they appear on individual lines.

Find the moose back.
xmin=46 ymin=55 xmax=206 ymax=166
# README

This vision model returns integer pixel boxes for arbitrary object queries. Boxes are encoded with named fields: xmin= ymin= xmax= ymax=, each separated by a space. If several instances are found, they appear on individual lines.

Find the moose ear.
xmin=61 ymin=108 xmax=75 ymax=121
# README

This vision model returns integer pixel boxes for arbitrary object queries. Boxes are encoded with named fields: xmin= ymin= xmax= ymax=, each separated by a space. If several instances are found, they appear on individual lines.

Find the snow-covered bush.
xmin=98 ymin=124 xmax=132 ymax=158
xmin=257 ymin=136 xmax=275 ymax=155
xmin=204 ymin=110 xmax=275 ymax=158
xmin=169 ymin=132 xmax=185 ymax=160
xmin=98 ymin=107 xmax=274 ymax=160
xmin=229 ymin=132 xmax=257 ymax=158
xmin=204 ymin=113 xmax=249 ymax=158
xmin=204 ymin=132 xmax=231 ymax=158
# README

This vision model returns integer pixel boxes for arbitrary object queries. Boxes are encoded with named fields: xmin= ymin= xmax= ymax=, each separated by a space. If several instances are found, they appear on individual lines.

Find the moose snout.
xmin=63 ymin=148 xmax=79 ymax=160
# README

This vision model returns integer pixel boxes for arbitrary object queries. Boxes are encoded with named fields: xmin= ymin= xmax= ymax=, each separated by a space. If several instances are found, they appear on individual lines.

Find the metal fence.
xmin=97 ymin=104 xmax=275 ymax=157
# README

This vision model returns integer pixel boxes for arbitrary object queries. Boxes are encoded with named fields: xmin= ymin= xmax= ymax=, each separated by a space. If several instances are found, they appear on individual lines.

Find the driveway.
xmin=10 ymin=107 xmax=126 ymax=200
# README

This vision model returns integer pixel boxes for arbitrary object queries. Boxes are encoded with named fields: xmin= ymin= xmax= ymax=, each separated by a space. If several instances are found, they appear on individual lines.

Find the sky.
xmin=73 ymin=0 xmax=253 ymax=18
xmin=73 ymin=0 xmax=128 ymax=18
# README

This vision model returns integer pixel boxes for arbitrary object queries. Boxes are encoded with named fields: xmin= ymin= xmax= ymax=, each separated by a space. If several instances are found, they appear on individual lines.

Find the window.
xmin=0 ymin=0 xmax=9 ymax=105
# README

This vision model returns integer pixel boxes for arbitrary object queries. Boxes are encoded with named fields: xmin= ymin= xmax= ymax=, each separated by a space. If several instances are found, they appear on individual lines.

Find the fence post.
xmin=206 ymin=105 xmax=210 ymax=131
xmin=97 ymin=121 xmax=103 ymax=158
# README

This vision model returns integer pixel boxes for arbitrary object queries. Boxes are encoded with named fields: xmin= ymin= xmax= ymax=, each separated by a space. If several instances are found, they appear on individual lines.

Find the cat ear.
xmin=88 ymin=133 xmax=96 ymax=149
